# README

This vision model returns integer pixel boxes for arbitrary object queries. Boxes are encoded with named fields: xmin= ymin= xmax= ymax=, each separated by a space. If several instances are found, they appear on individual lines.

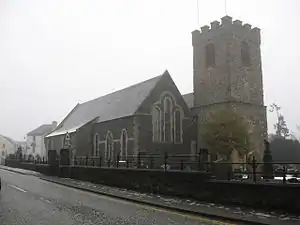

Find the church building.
xmin=45 ymin=15 xmax=267 ymax=163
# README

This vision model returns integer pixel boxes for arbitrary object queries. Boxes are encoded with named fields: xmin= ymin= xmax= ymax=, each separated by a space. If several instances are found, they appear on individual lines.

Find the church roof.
xmin=182 ymin=92 xmax=194 ymax=109
xmin=27 ymin=124 xmax=54 ymax=136
xmin=46 ymin=71 xmax=166 ymax=138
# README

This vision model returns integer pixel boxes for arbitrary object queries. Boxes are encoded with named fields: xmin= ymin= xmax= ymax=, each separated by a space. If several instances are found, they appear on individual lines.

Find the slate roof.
xmin=46 ymin=72 xmax=166 ymax=137
xmin=27 ymin=124 xmax=54 ymax=136
xmin=182 ymin=92 xmax=194 ymax=109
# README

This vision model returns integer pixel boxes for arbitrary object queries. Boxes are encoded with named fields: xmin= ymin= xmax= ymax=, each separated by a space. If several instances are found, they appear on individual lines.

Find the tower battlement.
xmin=192 ymin=16 xmax=260 ymax=45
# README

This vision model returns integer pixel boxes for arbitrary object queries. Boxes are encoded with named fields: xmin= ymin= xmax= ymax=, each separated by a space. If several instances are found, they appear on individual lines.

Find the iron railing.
xmin=6 ymin=152 xmax=300 ymax=184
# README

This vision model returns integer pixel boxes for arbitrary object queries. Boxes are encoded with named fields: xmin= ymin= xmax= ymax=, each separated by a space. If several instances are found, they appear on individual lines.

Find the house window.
xmin=174 ymin=109 xmax=182 ymax=143
xmin=120 ymin=129 xmax=128 ymax=160
xmin=163 ymin=97 xmax=172 ymax=142
xmin=93 ymin=133 xmax=99 ymax=156
xmin=105 ymin=131 xmax=114 ymax=161
xmin=33 ymin=136 xmax=36 ymax=142
xmin=2 ymin=144 xmax=5 ymax=148
xmin=152 ymin=106 xmax=162 ymax=142
xmin=241 ymin=41 xmax=251 ymax=66
xmin=205 ymin=43 xmax=215 ymax=68
xmin=2 ymin=151 xmax=5 ymax=157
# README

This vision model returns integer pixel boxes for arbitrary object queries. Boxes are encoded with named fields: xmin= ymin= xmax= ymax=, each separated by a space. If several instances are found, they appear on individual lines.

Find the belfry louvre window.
xmin=205 ymin=43 xmax=215 ymax=68
xmin=241 ymin=41 xmax=251 ymax=66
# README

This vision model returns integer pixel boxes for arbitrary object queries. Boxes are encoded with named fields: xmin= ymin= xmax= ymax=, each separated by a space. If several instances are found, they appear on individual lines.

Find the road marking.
xmin=8 ymin=184 xmax=27 ymax=193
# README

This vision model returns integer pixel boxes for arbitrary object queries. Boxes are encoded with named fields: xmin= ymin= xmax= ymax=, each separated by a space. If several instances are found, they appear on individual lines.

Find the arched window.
xmin=152 ymin=106 xmax=161 ymax=142
xmin=105 ymin=131 xmax=113 ymax=161
xmin=206 ymin=43 xmax=215 ymax=68
xmin=241 ymin=41 xmax=251 ymax=66
xmin=93 ymin=133 xmax=99 ymax=156
xmin=163 ymin=97 xmax=172 ymax=142
xmin=174 ymin=109 xmax=182 ymax=143
xmin=120 ymin=129 xmax=128 ymax=160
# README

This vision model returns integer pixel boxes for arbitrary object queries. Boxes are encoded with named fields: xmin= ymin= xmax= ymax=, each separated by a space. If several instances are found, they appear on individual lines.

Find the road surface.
xmin=0 ymin=168 xmax=234 ymax=225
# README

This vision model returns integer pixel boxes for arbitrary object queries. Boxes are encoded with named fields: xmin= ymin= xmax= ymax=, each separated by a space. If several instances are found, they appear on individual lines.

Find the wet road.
xmin=0 ymin=169 xmax=233 ymax=225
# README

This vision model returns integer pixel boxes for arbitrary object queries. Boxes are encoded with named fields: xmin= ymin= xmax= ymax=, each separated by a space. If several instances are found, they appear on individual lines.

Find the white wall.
xmin=26 ymin=135 xmax=47 ymax=159
xmin=0 ymin=135 xmax=17 ymax=165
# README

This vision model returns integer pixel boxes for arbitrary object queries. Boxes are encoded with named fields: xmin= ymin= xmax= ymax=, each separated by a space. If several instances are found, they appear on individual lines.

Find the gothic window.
xmin=152 ymin=106 xmax=161 ymax=142
xmin=105 ymin=131 xmax=113 ymax=161
xmin=120 ymin=129 xmax=128 ymax=160
xmin=174 ymin=109 xmax=182 ymax=143
xmin=205 ymin=43 xmax=215 ymax=68
xmin=93 ymin=133 xmax=99 ymax=156
xmin=163 ymin=97 xmax=172 ymax=142
xmin=241 ymin=41 xmax=251 ymax=66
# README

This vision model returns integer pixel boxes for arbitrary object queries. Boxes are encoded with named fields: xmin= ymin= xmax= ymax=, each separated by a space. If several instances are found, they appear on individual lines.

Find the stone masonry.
xmin=192 ymin=16 xmax=267 ymax=160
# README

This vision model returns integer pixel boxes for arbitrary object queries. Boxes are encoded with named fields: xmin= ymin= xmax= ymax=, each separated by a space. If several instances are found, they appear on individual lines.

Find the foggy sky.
xmin=0 ymin=0 xmax=299 ymax=141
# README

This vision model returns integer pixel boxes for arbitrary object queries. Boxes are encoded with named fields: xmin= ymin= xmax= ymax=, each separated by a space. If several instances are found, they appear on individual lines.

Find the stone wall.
xmin=192 ymin=16 xmax=267 ymax=161
xmin=60 ymin=166 xmax=210 ymax=197
xmin=134 ymin=72 xmax=195 ymax=158
xmin=205 ymin=180 xmax=300 ymax=214
xmin=5 ymin=160 xmax=53 ymax=175
xmin=5 ymin=159 xmax=300 ymax=214
xmin=194 ymin=102 xmax=267 ymax=161
xmin=75 ymin=116 xmax=135 ymax=159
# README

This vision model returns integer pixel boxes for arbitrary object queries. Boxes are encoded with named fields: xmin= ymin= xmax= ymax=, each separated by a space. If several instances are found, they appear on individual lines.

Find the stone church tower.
xmin=192 ymin=16 xmax=267 ymax=160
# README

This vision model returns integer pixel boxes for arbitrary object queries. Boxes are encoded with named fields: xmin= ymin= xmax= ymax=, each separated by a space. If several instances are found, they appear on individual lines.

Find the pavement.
xmin=0 ymin=165 xmax=299 ymax=225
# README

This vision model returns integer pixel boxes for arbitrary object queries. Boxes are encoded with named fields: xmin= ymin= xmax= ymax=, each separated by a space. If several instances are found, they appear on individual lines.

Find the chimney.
xmin=52 ymin=121 xmax=57 ymax=130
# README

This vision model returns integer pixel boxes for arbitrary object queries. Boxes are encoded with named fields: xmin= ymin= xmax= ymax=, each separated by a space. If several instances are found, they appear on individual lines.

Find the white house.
xmin=0 ymin=134 xmax=17 ymax=165
xmin=26 ymin=121 xmax=57 ymax=159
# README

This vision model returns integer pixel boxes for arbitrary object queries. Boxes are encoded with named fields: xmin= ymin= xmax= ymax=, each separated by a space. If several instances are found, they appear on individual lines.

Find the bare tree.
xmin=269 ymin=103 xmax=289 ymax=138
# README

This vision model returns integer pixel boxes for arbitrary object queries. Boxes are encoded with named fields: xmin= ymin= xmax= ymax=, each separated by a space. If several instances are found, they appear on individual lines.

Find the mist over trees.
xmin=269 ymin=103 xmax=300 ymax=162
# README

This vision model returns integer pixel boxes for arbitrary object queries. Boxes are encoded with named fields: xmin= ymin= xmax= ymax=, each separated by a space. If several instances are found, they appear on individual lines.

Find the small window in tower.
xmin=241 ymin=41 xmax=251 ymax=66
xmin=205 ymin=43 xmax=215 ymax=68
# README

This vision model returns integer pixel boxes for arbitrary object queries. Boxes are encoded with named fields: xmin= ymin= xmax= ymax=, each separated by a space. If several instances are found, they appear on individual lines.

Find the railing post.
xmin=107 ymin=158 xmax=110 ymax=167
xmin=116 ymin=153 xmax=120 ymax=168
xmin=85 ymin=155 xmax=88 ymax=166
xmin=180 ymin=160 xmax=184 ymax=171
xmin=99 ymin=156 xmax=102 ymax=167
xmin=74 ymin=156 xmax=77 ymax=165
xmin=283 ymin=164 xmax=287 ymax=184
xmin=164 ymin=152 xmax=168 ymax=172
xmin=126 ymin=158 xmax=129 ymax=168
xmin=252 ymin=156 xmax=256 ymax=182
xmin=150 ymin=157 xmax=153 ymax=169
xmin=137 ymin=152 xmax=141 ymax=168
xmin=198 ymin=150 xmax=201 ymax=171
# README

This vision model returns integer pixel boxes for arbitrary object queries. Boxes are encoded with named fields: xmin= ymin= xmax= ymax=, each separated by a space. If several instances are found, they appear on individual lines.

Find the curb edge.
xmin=40 ymin=177 xmax=269 ymax=225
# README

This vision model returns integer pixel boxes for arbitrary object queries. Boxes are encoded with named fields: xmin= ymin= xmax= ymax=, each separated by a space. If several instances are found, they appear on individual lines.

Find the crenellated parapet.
xmin=192 ymin=15 xmax=261 ymax=45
